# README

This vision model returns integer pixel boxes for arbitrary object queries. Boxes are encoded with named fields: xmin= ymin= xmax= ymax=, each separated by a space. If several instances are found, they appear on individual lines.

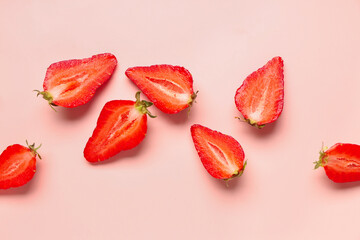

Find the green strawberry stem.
xmin=26 ymin=140 xmax=42 ymax=159
xmin=313 ymin=144 xmax=328 ymax=169
xmin=134 ymin=91 xmax=156 ymax=118
xmin=34 ymin=90 xmax=57 ymax=112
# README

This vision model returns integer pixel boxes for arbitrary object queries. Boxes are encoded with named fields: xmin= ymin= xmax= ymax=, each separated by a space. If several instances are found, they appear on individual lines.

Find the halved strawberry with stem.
xmin=190 ymin=124 xmax=246 ymax=181
xmin=235 ymin=56 xmax=284 ymax=128
xmin=0 ymin=141 xmax=41 ymax=189
xmin=84 ymin=92 xmax=156 ymax=162
xmin=314 ymin=143 xmax=360 ymax=183
xmin=35 ymin=53 xmax=117 ymax=110
xmin=125 ymin=64 xmax=197 ymax=114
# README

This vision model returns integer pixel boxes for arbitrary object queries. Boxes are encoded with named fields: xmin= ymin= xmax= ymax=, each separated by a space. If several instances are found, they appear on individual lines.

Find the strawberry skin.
xmin=84 ymin=92 xmax=155 ymax=162
xmin=235 ymin=56 xmax=284 ymax=128
xmin=314 ymin=143 xmax=360 ymax=183
xmin=125 ymin=65 xmax=197 ymax=114
xmin=190 ymin=124 xmax=246 ymax=180
xmin=0 ymin=142 xmax=41 ymax=189
xmin=36 ymin=53 xmax=117 ymax=109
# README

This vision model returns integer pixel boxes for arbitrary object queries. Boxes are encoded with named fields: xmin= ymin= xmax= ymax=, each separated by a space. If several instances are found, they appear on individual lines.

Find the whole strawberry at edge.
xmin=314 ymin=143 xmax=360 ymax=183
xmin=235 ymin=56 xmax=284 ymax=128
xmin=84 ymin=92 xmax=156 ymax=163
xmin=35 ymin=53 xmax=117 ymax=110
xmin=125 ymin=64 xmax=198 ymax=114
xmin=0 ymin=141 xmax=41 ymax=189
xmin=190 ymin=124 xmax=246 ymax=181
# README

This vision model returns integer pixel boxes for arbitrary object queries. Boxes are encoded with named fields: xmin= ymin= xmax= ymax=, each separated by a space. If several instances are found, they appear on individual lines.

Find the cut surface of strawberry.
xmin=84 ymin=92 xmax=155 ymax=163
xmin=235 ymin=56 xmax=284 ymax=128
xmin=190 ymin=124 xmax=246 ymax=180
xmin=125 ymin=64 xmax=197 ymax=114
xmin=0 ymin=142 xmax=41 ymax=189
xmin=314 ymin=143 xmax=360 ymax=183
xmin=36 ymin=53 xmax=117 ymax=109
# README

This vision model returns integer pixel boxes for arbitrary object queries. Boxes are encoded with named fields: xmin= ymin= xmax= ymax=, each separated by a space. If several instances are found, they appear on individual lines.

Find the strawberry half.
xmin=125 ymin=64 xmax=197 ymax=114
xmin=36 ymin=53 xmax=117 ymax=109
xmin=84 ymin=92 xmax=155 ymax=162
xmin=235 ymin=56 xmax=284 ymax=128
xmin=314 ymin=143 xmax=360 ymax=183
xmin=0 ymin=141 xmax=41 ymax=189
xmin=190 ymin=124 xmax=246 ymax=181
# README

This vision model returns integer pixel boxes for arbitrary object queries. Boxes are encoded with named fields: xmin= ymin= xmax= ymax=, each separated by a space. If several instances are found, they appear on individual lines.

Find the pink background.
xmin=1 ymin=0 xmax=360 ymax=239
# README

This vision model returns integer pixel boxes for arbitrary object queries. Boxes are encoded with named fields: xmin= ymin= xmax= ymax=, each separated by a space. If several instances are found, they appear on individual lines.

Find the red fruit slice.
xmin=36 ymin=53 xmax=117 ymax=109
xmin=314 ymin=143 xmax=360 ymax=183
xmin=190 ymin=124 xmax=246 ymax=180
xmin=0 ymin=142 xmax=41 ymax=189
xmin=84 ymin=92 xmax=155 ymax=162
xmin=235 ymin=56 xmax=284 ymax=128
xmin=125 ymin=64 xmax=197 ymax=114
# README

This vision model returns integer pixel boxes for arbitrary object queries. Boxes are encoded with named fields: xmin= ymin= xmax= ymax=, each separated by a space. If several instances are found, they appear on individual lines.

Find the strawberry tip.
xmin=26 ymin=140 xmax=42 ymax=160
xmin=134 ymin=91 xmax=156 ymax=118
xmin=34 ymin=90 xmax=57 ymax=112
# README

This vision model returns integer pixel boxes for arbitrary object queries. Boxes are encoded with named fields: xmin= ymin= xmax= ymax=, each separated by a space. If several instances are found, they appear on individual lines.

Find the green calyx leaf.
xmin=238 ymin=160 xmax=247 ymax=176
xmin=235 ymin=116 xmax=265 ymax=129
xmin=247 ymin=119 xmax=265 ymax=129
xmin=188 ymin=90 xmax=199 ymax=107
xmin=224 ymin=160 xmax=247 ymax=187
xmin=313 ymin=143 xmax=328 ymax=169
xmin=187 ymin=90 xmax=199 ymax=115
xmin=134 ymin=91 xmax=156 ymax=118
xmin=34 ymin=90 xmax=57 ymax=112
xmin=26 ymin=140 xmax=42 ymax=160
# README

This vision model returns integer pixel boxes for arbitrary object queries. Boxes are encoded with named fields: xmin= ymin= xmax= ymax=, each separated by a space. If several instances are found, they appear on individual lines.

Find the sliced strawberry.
xmin=125 ymin=64 xmax=197 ymax=114
xmin=0 ymin=142 xmax=41 ymax=189
xmin=235 ymin=56 xmax=284 ymax=128
xmin=36 ymin=53 xmax=117 ymax=109
xmin=314 ymin=143 xmax=360 ymax=183
xmin=190 ymin=124 xmax=246 ymax=180
xmin=84 ymin=92 xmax=155 ymax=162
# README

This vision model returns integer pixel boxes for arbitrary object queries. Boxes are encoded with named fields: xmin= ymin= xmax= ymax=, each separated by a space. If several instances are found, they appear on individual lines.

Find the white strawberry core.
xmin=49 ymin=73 xmax=89 ymax=100
xmin=248 ymin=87 xmax=269 ymax=122
xmin=147 ymin=79 xmax=190 ymax=104
xmin=107 ymin=107 xmax=141 ymax=140
xmin=207 ymin=141 xmax=238 ymax=174
xmin=1 ymin=151 xmax=33 ymax=179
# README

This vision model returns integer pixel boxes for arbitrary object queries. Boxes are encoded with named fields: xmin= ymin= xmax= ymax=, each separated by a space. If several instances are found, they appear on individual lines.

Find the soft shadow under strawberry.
xmin=236 ymin=114 xmax=281 ymax=138
xmin=211 ymin=176 xmax=242 ymax=191
xmin=0 ymin=174 xmax=36 ymax=195
xmin=321 ymin=175 xmax=360 ymax=190
xmin=58 ymin=101 xmax=94 ymax=120
xmin=160 ymin=108 xmax=194 ymax=125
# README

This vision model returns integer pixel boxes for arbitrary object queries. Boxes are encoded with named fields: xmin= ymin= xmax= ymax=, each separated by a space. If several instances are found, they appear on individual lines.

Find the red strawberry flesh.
xmin=126 ymin=65 xmax=195 ymax=114
xmin=0 ymin=144 xmax=37 ymax=189
xmin=191 ymin=124 xmax=245 ymax=180
xmin=235 ymin=56 xmax=284 ymax=127
xmin=84 ymin=92 xmax=154 ymax=163
xmin=38 ymin=53 xmax=117 ymax=108
xmin=315 ymin=143 xmax=360 ymax=183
